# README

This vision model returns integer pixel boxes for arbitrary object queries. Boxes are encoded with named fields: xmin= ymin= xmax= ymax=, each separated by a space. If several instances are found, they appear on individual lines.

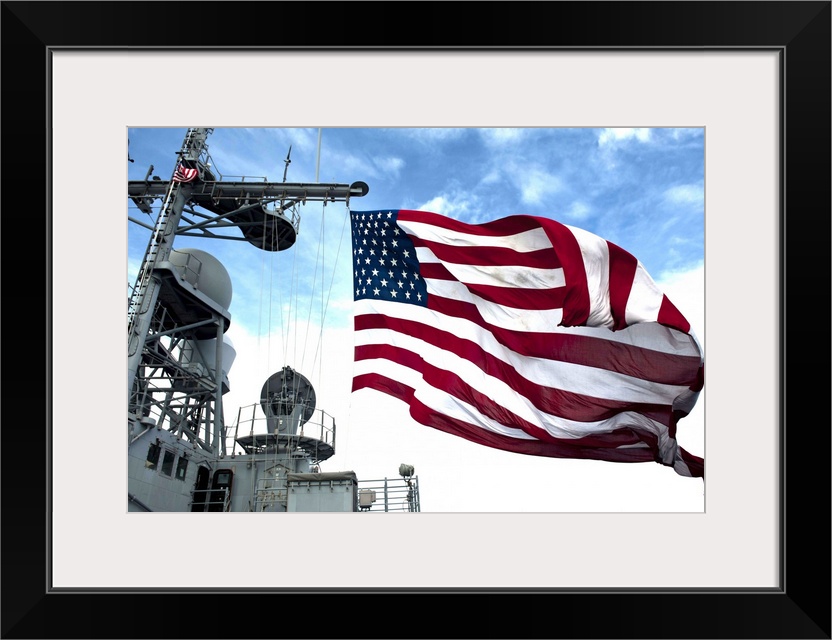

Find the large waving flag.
xmin=350 ymin=209 xmax=704 ymax=478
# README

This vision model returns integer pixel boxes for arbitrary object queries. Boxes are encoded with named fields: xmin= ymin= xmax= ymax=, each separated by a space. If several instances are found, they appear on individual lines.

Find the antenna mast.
xmin=282 ymin=145 xmax=292 ymax=183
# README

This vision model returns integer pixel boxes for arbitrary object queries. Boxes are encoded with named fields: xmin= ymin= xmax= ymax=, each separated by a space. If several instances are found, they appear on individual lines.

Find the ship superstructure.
xmin=127 ymin=127 xmax=420 ymax=513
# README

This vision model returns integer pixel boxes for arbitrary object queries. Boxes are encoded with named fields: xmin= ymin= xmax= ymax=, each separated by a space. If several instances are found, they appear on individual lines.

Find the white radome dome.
xmin=168 ymin=248 xmax=232 ymax=309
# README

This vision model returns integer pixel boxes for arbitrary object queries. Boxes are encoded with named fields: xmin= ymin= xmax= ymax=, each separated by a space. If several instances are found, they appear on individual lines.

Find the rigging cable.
xmin=311 ymin=202 xmax=351 ymax=378
xmin=300 ymin=201 xmax=326 ymax=379
xmin=289 ymin=216 xmax=300 ymax=370
xmin=256 ymin=204 xmax=278 ymax=396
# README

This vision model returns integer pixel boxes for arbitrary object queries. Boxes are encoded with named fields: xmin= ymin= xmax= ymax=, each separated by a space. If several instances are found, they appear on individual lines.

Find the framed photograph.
xmin=3 ymin=2 xmax=828 ymax=638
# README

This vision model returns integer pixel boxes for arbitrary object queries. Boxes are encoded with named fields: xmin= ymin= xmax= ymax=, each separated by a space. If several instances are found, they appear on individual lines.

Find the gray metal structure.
xmin=127 ymin=128 xmax=419 ymax=513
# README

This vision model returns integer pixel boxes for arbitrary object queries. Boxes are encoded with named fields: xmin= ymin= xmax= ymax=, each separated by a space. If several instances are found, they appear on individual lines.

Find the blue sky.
xmin=128 ymin=126 xmax=705 ymax=512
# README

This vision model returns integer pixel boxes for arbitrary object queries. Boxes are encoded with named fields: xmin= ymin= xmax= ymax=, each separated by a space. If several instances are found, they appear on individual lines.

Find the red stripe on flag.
xmin=419 ymin=263 xmax=567 ymax=311
xmin=607 ymin=241 xmax=638 ymax=331
xmin=533 ymin=217 xmax=592 ymax=327
xmin=448 ymin=281 xmax=566 ymax=311
xmin=352 ymin=374 xmax=663 ymax=464
xmin=658 ymin=295 xmax=692 ymax=334
xmin=411 ymin=237 xmax=563 ymax=269
xmin=398 ymin=209 xmax=545 ymax=237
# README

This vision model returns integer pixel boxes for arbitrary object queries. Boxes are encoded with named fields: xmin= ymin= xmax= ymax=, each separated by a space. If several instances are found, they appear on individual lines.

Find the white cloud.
xmin=516 ymin=167 xmax=562 ymax=206
xmin=664 ymin=183 xmax=703 ymax=206
xmin=565 ymin=200 xmax=591 ymax=221
xmin=419 ymin=194 xmax=475 ymax=219
xmin=405 ymin=128 xmax=467 ymax=143
xmin=420 ymin=195 xmax=451 ymax=213
xmin=598 ymin=127 xmax=653 ymax=146
xmin=667 ymin=128 xmax=704 ymax=141
xmin=331 ymin=152 xmax=404 ymax=183
xmin=480 ymin=168 xmax=502 ymax=185
xmin=374 ymin=155 xmax=405 ymax=176
xmin=478 ymin=128 xmax=528 ymax=146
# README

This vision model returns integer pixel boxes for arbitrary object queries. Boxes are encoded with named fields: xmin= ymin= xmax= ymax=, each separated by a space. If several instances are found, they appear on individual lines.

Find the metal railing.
xmin=356 ymin=476 xmax=420 ymax=512
xmin=190 ymin=487 xmax=230 ymax=512
xmin=226 ymin=404 xmax=336 ymax=455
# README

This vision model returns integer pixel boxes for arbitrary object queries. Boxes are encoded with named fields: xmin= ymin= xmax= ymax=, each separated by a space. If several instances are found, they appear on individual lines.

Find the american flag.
xmin=350 ymin=209 xmax=704 ymax=478
xmin=172 ymin=162 xmax=199 ymax=183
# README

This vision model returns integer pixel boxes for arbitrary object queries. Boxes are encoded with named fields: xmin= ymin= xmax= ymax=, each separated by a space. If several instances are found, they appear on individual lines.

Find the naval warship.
xmin=127 ymin=127 xmax=419 ymax=513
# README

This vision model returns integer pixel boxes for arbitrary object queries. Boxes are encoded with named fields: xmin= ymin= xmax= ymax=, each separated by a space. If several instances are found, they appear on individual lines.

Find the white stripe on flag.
xmin=565 ymin=223 xmax=614 ymax=328
xmin=625 ymin=263 xmax=666 ymax=324
xmin=415 ymin=246 xmax=566 ymax=289
xmin=399 ymin=219 xmax=554 ymax=252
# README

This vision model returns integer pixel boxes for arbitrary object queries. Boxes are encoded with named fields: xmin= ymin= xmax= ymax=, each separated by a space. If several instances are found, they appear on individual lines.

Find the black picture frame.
xmin=2 ymin=2 xmax=829 ymax=638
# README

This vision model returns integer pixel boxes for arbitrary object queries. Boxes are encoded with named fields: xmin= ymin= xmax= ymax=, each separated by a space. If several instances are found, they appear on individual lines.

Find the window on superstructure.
xmin=161 ymin=449 xmax=175 ymax=477
xmin=175 ymin=456 xmax=188 ymax=481
xmin=146 ymin=443 xmax=161 ymax=470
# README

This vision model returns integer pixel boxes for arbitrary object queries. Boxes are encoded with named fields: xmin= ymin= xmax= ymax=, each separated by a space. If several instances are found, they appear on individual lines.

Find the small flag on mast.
xmin=172 ymin=163 xmax=199 ymax=183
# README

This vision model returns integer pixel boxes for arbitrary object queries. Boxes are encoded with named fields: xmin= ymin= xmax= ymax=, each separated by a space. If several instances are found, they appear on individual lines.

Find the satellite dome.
xmin=167 ymin=248 xmax=232 ymax=309
xmin=260 ymin=366 xmax=316 ymax=428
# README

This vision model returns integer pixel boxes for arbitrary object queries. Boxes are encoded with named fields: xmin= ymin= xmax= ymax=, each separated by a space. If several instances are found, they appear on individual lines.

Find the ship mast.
xmin=127 ymin=127 xmax=368 ymax=457
xmin=127 ymin=128 xmax=212 ymax=397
